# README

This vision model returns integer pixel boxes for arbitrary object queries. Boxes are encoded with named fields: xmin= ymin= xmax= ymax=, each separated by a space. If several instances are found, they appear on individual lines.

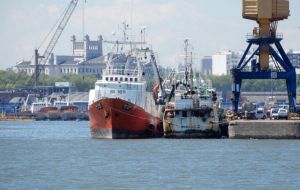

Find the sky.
xmin=0 ymin=0 xmax=299 ymax=70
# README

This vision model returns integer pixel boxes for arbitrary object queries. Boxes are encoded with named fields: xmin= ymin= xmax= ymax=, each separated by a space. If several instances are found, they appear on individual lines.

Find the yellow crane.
xmin=232 ymin=0 xmax=297 ymax=112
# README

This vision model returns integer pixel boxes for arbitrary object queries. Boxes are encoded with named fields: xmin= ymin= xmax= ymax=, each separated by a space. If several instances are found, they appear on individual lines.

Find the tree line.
xmin=0 ymin=70 xmax=287 ymax=92
xmin=206 ymin=74 xmax=286 ymax=92
xmin=0 ymin=71 xmax=97 ymax=92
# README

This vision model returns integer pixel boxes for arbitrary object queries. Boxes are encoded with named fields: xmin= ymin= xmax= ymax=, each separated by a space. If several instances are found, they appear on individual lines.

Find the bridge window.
xmin=125 ymin=78 xmax=128 ymax=82
xmin=115 ymin=77 xmax=118 ymax=81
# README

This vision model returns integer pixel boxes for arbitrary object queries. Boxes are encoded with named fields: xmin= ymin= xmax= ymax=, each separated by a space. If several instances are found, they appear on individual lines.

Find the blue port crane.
xmin=232 ymin=0 xmax=296 ymax=113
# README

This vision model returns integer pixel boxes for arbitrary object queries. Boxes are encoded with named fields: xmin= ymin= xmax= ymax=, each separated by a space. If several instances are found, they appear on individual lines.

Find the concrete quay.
xmin=229 ymin=120 xmax=300 ymax=139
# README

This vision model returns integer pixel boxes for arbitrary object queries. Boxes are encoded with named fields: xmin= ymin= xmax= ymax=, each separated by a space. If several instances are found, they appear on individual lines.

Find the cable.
xmin=38 ymin=2 xmax=69 ymax=51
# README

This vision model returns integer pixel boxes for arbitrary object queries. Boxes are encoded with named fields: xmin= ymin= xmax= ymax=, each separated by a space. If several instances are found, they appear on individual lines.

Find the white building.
xmin=212 ymin=50 xmax=241 ymax=75
xmin=14 ymin=35 xmax=106 ymax=77
xmin=287 ymin=50 xmax=300 ymax=68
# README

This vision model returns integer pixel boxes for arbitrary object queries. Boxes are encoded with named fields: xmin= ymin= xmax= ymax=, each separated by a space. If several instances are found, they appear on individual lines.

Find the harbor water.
xmin=0 ymin=121 xmax=299 ymax=190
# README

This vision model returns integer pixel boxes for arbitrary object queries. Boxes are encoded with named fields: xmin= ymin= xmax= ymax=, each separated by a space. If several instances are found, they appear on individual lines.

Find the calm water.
xmin=0 ymin=121 xmax=299 ymax=190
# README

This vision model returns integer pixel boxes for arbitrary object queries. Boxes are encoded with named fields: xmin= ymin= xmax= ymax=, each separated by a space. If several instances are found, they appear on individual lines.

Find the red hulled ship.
xmin=88 ymin=26 xmax=164 ymax=138
xmin=89 ymin=98 xmax=162 ymax=138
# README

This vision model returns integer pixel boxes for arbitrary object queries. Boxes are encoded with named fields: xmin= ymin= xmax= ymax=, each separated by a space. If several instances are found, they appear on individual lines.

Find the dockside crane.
xmin=231 ymin=0 xmax=297 ymax=112
xmin=33 ymin=0 xmax=80 ymax=86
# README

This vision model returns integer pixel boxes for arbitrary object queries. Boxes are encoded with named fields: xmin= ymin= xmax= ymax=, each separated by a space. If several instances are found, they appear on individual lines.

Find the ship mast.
xmin=184 ymin=39 xmax=193 ymax=91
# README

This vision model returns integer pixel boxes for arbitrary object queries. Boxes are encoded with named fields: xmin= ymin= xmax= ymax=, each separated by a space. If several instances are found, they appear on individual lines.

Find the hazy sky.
xmin=0 ymin=0 xmax=299 ymax=70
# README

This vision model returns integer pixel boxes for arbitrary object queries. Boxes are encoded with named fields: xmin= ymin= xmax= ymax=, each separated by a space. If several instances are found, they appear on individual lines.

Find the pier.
xmin=229 ymin=120 xmax=300 ymax=139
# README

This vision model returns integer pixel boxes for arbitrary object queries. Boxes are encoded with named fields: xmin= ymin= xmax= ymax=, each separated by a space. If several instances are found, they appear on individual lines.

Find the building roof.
xmin=16 ymin=61 xmax=31 ymax=66
xmin=85 ymin=56 xmax=107 ymax=65
xmin=9 ymin=97 xmax=25 ymax=103
xmin=60 ymin=60 xmax=81 ymax=65
xmin=59 ymin=56 xmax=107 ymax=66
xmin=69 ymin=92 xmax=89 ymax=102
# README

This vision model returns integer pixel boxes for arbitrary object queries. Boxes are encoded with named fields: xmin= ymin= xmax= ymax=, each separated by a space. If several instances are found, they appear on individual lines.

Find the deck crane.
xmin=33 ymin=0 xmax=80 ymax=86
xmin=231 ymin=0 xmax=297 ymax=113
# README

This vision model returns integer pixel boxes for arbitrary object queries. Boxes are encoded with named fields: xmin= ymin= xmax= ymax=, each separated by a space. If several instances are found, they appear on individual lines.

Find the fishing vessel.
xmin=163 ymin=39 xmax=221 ymax=138
xmin=24 ymin=93 xmax=83 ymax=121
xmin=88 ymin=24 xmax=164 ymax=138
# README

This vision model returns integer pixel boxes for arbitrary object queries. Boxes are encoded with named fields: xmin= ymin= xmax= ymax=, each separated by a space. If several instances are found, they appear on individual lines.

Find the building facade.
xmin=287 ymin=50 xmax=300 ymax=68
xmin=13 ymin=35 xmax=106 ymax=77
xmin=212 ymin=50 xmax=241 ymax=75
xmin=200 ymin=56 xmax=212 ymax=76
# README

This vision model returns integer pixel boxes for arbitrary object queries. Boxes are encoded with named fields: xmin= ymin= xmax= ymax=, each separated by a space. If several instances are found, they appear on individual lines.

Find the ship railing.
xmin=104 ymin=68 xmax=139 ymax=76
xmin=246 ymin=33 xmax=283 ymax=40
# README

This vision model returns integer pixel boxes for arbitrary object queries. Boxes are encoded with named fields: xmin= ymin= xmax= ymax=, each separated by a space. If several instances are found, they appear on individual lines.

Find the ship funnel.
xmin=242 ymin=0 xmax=289 ymax=70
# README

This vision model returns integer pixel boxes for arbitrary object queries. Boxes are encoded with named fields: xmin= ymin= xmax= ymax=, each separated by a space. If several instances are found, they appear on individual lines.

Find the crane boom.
xmin=41 ymin=0 xmax=79 ymax=64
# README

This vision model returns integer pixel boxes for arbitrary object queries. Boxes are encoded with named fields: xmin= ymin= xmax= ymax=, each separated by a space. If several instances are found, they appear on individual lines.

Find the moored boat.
xmin=163 ymin=88 xmax=221 ymax=138
xmin=88 ymin=24 xmax=164 ymax=138
xmin=163 ymin=39 xmax=222 ymax=138
xmin=89 ymin=98 xmax=162 ymax=138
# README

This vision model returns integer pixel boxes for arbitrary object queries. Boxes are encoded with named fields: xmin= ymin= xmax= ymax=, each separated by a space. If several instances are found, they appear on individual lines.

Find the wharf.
xmin=0 ymin=115 xmax=33 ymax=122
xmin=229 ymin=120 xmax=300 ymax=139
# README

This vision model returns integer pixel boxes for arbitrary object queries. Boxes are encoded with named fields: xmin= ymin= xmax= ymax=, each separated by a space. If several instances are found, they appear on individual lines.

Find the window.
xmin=120 ymin=78 xmax=123 ymax=81
xmin=134 ymin=78 xmax=138 ymax=82
xmin=105 ymin=77 xmax=108 ymax=81
xmin=115 ymin=77 xmax=118 ymax=81
xmin=125 ymin=78 xmax=128 ymax=82
xmin=110 ymin=77 xmax=113 ymax=81
xmin=182 ymin=111 xmax=187 ymax=117
xmin=130 ymin=78 xmax=133 ymax=82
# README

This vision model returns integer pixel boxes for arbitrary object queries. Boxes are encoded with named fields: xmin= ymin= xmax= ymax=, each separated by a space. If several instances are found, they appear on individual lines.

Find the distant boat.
xmin=60 ymin=105 xmax=79 ymax=121
xmin=26 ymin=94 xmax=85 ymax=121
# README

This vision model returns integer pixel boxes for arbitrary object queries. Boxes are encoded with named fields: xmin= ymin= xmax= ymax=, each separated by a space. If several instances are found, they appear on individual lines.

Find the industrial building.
xmin=212 ymin=50 xmax=241 ymax=75
xmin=200 ymin=56 xmax=212 ymax=75
xmin=287 ymin=50 xmax=300 ymax=68
xmin=13 ymin=35 xmax=106 ymax=77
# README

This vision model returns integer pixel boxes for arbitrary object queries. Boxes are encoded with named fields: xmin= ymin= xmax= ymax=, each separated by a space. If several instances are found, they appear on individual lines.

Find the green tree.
xmin=0 ymin=71 xmax=98 ymax=92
